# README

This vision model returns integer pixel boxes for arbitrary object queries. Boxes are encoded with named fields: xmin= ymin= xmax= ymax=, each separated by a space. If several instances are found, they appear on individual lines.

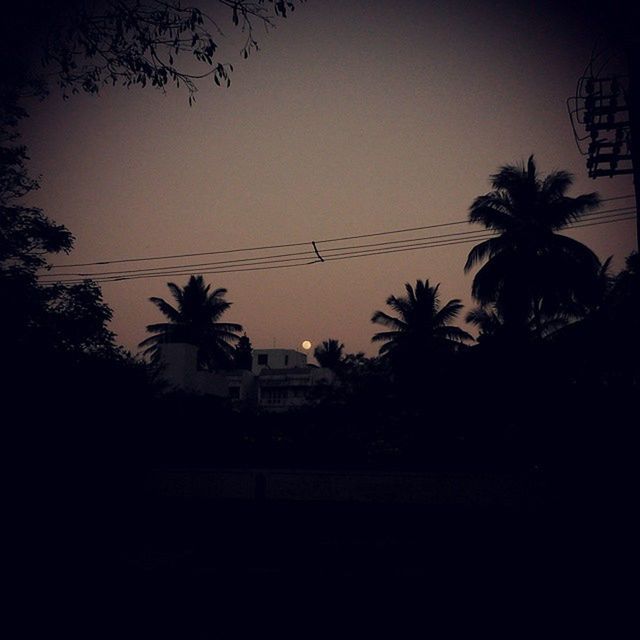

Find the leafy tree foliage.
xmin=1 ymin=0 xmax=301 ymax=388
xmin=0 ymin=91 xmax=126 ymax=368
xmin=140 ymin=274 xmax=243 ymax=370
xmin=2 ymin=1 xmax=301 ymax=103
xmin=0 ymin=100 xmax=73 ymax=273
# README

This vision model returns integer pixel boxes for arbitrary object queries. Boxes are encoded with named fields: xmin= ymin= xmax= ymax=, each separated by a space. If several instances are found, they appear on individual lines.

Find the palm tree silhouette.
xmin=466 ymin=302 xmax=572 ymax=345
xmin=314 ymin=339 xmax=345 ymax=370
xmin=464 ymin=156 xmax=602 ymax=339
xmin=139 ymin=275 xmax=242 ymax=370
xmin=465 ymin=305 xmax=504 ymax=344
xmin=371 ymin=279 xmax=472 ymax=373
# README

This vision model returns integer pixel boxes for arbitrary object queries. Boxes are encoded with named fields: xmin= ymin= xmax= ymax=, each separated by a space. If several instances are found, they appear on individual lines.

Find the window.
xmin=284 ymin=355 xmax=289 ymax=366
xmin=257 ymin=354 xmax=269 ymax=366
xmin=265 ymin=389 xmax=287 ymax=405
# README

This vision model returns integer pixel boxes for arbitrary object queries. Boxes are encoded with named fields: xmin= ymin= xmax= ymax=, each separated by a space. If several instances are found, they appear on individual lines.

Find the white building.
xmin=258 ymin=365 xmax=334 ymax=411
xmin=252 ymin=349 xmax=308 ymax=374
xmin=156 ymin=344 xmax=335 ymax=411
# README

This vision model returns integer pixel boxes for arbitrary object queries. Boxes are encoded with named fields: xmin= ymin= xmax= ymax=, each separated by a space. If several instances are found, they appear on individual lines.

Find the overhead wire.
xmin=40 ymin=207 xmax=636 ymax=284
xmin=39 ymin=202 xmax=636 ymax=286
xmin=44 ymin=194 xmax=635 ymax=271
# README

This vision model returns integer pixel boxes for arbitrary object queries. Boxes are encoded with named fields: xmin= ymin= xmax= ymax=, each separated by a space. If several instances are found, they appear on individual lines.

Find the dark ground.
xmin=21 ymin=481 xmax=632 ymax=638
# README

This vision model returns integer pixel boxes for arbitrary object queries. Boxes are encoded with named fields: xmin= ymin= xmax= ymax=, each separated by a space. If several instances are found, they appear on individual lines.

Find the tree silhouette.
xmin=553 ymin=251 xmax=640 ymax=385
xmin=0 ymin=93 xmax=124 ymax=367
xmin=0 ymin=94 xmax=74 ymax=274
xmin=139 ymin=275 xmax=242 ymax=371
xmin=233 ymin=333 xmax=254 ymax=370
xmin=1 ymin=1 xmax=301 ymax=102
xmin=465 ymin=305 xmax=504 ymax=344
xmin=371 ymin=279 xmax=472 ymax=376
xmin=464 ymin=156 xmax=602 ymax=340
xmin=314 ymin=339 xmax=345 ymax=371
xmin=466 ymin=301 xmax=574 ymax=345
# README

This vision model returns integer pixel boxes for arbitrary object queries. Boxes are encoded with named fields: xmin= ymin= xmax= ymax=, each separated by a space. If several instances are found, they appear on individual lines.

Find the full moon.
xmin=301 ymin=340 xmax=312 ymax=350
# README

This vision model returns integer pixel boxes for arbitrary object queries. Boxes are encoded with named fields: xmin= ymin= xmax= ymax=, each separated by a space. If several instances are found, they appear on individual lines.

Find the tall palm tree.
xmin=139 ymin=275 xmax=242 ymax=370
xmin=371 ymin=279 xmax=472 ymax=371
xmin=314 ymin=339 xmax=345 ymax=371
xmin=464 ymin=156 xmax=602 ymax=339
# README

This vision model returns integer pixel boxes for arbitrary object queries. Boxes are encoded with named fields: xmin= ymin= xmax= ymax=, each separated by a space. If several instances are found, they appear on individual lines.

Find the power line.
xmin=41 ymin=208 xmax=635 ymax=283
xmin=40 ymin=209 xmax=636 ymax=285
xmin=43 ymin=227 xmax=503 ymax=280
xmin=41 ymin=205 xmax=635 ymax=280
xmin=47 ymin=194 xmax=635 ymax=270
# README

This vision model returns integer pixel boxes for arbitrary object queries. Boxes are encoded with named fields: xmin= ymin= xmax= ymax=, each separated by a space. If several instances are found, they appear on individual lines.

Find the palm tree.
xmin=314 ymin=339 xmax=345 ymax=371
xmin=466 ymin=302 xmax=571 ymax=344
xmin=464 ymin=156 xmax=602 ymax=339
xmin=371 ymin=279 xmax=472 ymax=373
xmin=465 ymin=305 xmax=504 ymax=344
xmin=139 ymin=275 xmax=242 ymax=370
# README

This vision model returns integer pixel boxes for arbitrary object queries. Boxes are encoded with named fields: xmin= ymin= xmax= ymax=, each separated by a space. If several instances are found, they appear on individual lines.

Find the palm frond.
xmin=144 ymin=322 xmax=181 ymax=334
xmin=551 ymin=234 xmax=600 ymax=269
xmin=471 ymin=251 xmax=513 ymax=304
xmin=371 ymin=309 xmax=407 ymax=331
xmin=491 ymin=163 xmax=525 ymax=191
xmin=436 ymin=325 xmax=474 ymax=343
xmin=404 ymin=282 xmax=417 ymax=306
xmin=466 ymin=306 xmax=489 ymax=326
xmin=148 ymin=297 xmax=181 ymax=322
xmin=464 ymin=236 xmax=503 ymax=272
xmin=207 ymin=287 xmax=229 ymax=300
xmin=541 ymin=169 xmax=573 ymax=200
xmin=385 ymin=294 xmax=414 ymax=320
xmin=546 ymin=193 xmax=600 ymax=229
xmin=377 ymin=342 xmax=395 ymax=356
xmin=469 ymin=194 xmax=514 ymax=229
xmin=371 ymin=330 xmax=402 ymax=343
xmin=212 ymin=321 xmax=244 ymax=333
xmin=166 ymin=282 xmax=183 ymax=306
xmin=138 ymin=334 xmax=162 ymax=349
xmin=435 ymin=298 xmax=464 ymax=325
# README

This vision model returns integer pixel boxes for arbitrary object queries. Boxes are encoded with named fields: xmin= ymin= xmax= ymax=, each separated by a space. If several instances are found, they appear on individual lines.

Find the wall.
xmin=146 ymin=468 xmax=527 ymax=507
xmin=252 ymin=349 xmax=308 ymax=373
xmin=158 ymin=343 xmax=229 ymax=396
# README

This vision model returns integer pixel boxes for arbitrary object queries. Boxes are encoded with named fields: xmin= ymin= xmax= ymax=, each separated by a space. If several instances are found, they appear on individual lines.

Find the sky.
xmin=21 ymin=0 xmax=636 ymax=360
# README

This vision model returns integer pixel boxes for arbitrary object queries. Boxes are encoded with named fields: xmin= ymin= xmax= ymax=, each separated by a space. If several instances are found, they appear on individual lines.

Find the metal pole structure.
xmin=627 ymin=43 xmax=640 ymax=251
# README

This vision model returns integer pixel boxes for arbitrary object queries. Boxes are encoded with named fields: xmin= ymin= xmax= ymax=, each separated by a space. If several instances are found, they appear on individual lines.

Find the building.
xmin=156 ymin=343 xmax=229 ymax=396
xmin=156 ymin=344 xmax=335 ymax=411
xmin=258 ymin=366 xmax=334 ymax=412
xmin=252 ymin=348 xmax=307 ymax=374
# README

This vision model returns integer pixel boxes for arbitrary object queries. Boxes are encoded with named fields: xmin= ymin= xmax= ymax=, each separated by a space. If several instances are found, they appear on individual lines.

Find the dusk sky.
xmin=23 ymin=0 xmax=635 ymax=359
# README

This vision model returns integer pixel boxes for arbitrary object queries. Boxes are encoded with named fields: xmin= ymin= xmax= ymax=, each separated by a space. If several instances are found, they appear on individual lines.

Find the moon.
xmin=301 ymin=340 xmax=312 ymax=350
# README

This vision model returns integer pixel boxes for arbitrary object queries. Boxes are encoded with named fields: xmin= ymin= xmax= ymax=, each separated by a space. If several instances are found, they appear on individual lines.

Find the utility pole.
xmin=584 ymin=76 xmax=632 ymax=180
xmin=627 ymin=44 xmax=640 ymax=249
xmin=568 ymin=11 xmax=639 ymax=250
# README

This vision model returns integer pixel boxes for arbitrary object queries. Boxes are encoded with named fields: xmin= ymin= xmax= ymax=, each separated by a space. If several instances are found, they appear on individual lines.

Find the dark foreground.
xmin=16 ymin=461 xmax=633 ymax=638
